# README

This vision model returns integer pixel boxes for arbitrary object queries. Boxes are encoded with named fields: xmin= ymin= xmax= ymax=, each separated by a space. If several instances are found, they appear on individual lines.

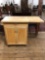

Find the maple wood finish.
xmin=4 ymin=24 xmax=28 ymax=45
xmin=1 ymin=16 xmax=44 ymax=23
xmin=1 ymin=16 xmax=44 ymax=45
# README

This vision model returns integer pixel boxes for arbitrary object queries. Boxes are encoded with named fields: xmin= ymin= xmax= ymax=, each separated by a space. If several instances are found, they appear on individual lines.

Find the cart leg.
xmin=35 ymin=24 xmax=40 ymax=36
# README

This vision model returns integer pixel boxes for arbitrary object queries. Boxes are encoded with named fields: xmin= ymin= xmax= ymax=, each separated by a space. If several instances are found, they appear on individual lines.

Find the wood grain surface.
xmin=1 ymin=16 xmax=44 ymax=23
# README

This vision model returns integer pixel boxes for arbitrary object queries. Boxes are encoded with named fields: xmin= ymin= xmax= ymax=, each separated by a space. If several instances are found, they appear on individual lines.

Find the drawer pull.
xmin=15 ymin=31 xmax=18 ymax=33
xmin=15 ymin=29 xmax=18 ymax=33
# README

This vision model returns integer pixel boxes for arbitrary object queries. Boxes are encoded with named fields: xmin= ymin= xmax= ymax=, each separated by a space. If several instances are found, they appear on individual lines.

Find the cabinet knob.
xmin=15 ymin=30 xmax=18 ymax=33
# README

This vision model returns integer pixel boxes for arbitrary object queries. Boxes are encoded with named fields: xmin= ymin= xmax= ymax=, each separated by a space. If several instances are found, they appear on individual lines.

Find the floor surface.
xmin=0 ymin=32 xmax=45 ymax=60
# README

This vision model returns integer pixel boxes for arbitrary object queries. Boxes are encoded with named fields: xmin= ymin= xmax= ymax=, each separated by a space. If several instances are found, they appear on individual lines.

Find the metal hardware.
xmin=15 ymin=29 xmax=18 ymax=33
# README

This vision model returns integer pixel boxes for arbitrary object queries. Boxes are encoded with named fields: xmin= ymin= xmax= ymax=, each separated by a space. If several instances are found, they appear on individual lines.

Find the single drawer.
xmin=4 ymin=24 xmax=15 ymax=28
xmin=14 ymin=24 xmax=28 ymax=28
xmin=4 ymin=24 xmax=28 ymax=28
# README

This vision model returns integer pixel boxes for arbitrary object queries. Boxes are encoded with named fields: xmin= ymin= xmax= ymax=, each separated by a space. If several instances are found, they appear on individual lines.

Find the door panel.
xmin=17 ymin=24 xmax=28 ymax=44
xmin=4 ymin=25 xmax=16 ymax=45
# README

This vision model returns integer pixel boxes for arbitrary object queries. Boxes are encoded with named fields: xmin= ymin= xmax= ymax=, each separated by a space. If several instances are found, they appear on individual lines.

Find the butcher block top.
xmin=1 ymin=16 xmax=44 ymax=23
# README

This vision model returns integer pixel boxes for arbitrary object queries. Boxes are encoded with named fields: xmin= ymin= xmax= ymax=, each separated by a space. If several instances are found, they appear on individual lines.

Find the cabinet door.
xmin=16 ymin=24 xmax=28 ymax=45
xmin=4 ymin=24 xmax=28 ymax=45
xmin=4 ymin=24 xmax=17 ymax=45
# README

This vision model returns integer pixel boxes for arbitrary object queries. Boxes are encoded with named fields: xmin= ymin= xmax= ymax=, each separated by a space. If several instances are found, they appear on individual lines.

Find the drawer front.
xmin=4 ymin=24 xmax=15 ymax=28
xmin=15 ymin=24 xmax=28 ymax=28
xmin=4 ymin=24 xmax=28 ymax=28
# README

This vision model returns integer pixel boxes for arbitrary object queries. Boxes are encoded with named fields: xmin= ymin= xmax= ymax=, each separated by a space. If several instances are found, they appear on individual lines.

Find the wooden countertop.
xmin=1 ymin=16 xmax=44 ymax=23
